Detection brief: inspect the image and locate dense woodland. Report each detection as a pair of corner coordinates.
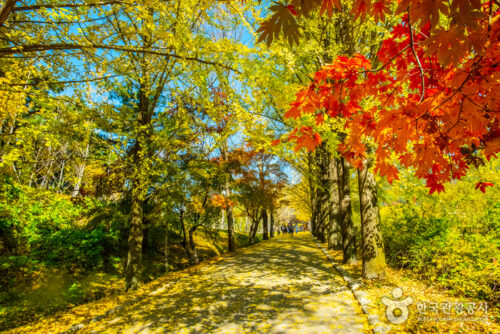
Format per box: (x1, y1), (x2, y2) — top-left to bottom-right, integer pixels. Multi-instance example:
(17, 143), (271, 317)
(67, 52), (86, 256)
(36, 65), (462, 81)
(0, 0), (498, 331)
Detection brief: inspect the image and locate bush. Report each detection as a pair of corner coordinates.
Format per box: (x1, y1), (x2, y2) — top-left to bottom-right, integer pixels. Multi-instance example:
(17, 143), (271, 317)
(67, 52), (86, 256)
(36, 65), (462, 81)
(380, 168), (500, 303)
(66, 282), (84, 304)
(34, 228), (107, 270)
(0, 182), (126, 291)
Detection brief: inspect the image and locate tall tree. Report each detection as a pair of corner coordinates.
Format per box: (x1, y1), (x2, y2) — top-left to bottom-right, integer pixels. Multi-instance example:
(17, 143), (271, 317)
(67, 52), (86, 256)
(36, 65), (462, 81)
(358, 157), (386, 278)
(91, 0), (245, 290)
(327, 154), (342, 249)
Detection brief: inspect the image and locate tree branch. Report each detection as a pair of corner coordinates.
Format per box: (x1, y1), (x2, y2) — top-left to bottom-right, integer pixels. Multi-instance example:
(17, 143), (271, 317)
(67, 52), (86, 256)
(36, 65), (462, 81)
(11, 1), (123, 12)
(3, 74), (123, 86)
(366, 45), (409, 73)
(0, 43), (241, 73)
(0, 0), (17, 26)
(408, 12), (425, 102)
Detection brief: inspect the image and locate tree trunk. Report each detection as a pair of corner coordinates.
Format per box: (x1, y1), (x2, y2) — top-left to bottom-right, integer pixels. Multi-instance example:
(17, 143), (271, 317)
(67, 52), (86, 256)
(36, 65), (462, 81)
(249, 222), (255, 244)
(338, 157), (357, 264)
(223, 147), (235, 252)
(0, 0), (17, 28)
(179, 210), (198, 265)
(164, 219), (169, 272)
(316, 144), (329, 243)
(125, 80), (152, 291)
(187, 226), (199, 265)
(328, 155), (342, 249)
(71, 164), (84, 197)
(57, 157), (66, 192)
(220, 209), (225, 229)
(249, 217), (259, 245)
(226, 204), (235, 251)
(125, 194), (143, 291)
(358, 158), (386, 279)
(28, 147), (42, 188)
(308, 152), (317, 238)
(311, 189), (318, 237)
(40, 146), (53, 189)
(315, 189), (324, 241)
(262, 208), (269, 240)
(72, 141), (90, 197)
(270, 210), (275, 238)
(142, 224), (149, 252)
(180, 209), (187, 248)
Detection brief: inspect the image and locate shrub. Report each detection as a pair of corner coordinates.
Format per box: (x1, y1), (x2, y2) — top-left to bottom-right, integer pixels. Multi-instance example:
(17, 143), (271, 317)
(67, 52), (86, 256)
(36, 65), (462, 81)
(0, 182), (125, 290)
(381, 187), (499, 302)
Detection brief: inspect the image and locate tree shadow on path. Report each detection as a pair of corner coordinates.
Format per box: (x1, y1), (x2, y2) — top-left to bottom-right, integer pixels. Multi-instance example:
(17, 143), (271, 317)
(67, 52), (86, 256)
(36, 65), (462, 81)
(79, 233), (365, 334)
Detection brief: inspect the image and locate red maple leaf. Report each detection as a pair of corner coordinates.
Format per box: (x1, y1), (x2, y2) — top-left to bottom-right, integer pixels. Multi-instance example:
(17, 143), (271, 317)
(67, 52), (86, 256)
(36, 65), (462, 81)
(315, 113), (325, 125)
(320, 0), (342, 16)
(372, 1), (389, 22)
(270, 139), (281, 146)
(286, 4), (298, 16)
(475, 182), (494, 193)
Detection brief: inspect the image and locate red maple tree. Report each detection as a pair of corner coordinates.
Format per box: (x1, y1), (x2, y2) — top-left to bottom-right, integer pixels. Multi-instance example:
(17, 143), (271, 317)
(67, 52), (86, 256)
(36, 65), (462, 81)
(267, 0), (499, 194)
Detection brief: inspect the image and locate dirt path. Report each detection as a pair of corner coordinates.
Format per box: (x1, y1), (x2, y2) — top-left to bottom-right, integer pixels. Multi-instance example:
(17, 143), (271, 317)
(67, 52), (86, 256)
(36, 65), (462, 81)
(68, 233), (367, 333)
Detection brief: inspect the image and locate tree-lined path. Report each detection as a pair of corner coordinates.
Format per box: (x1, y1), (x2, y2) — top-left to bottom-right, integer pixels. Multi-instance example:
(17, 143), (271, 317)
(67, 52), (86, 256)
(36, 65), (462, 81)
(1, 1), (497, 333)
(77, 233), (365, 334)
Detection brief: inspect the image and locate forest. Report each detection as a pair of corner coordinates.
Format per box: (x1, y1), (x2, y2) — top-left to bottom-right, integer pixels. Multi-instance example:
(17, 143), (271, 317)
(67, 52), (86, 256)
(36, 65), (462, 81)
(0, 0), (498, 333)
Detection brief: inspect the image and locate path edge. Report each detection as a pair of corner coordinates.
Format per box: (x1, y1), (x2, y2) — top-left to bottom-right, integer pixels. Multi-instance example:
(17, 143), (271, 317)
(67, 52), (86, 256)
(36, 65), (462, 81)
(313, 238), (392, 334)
